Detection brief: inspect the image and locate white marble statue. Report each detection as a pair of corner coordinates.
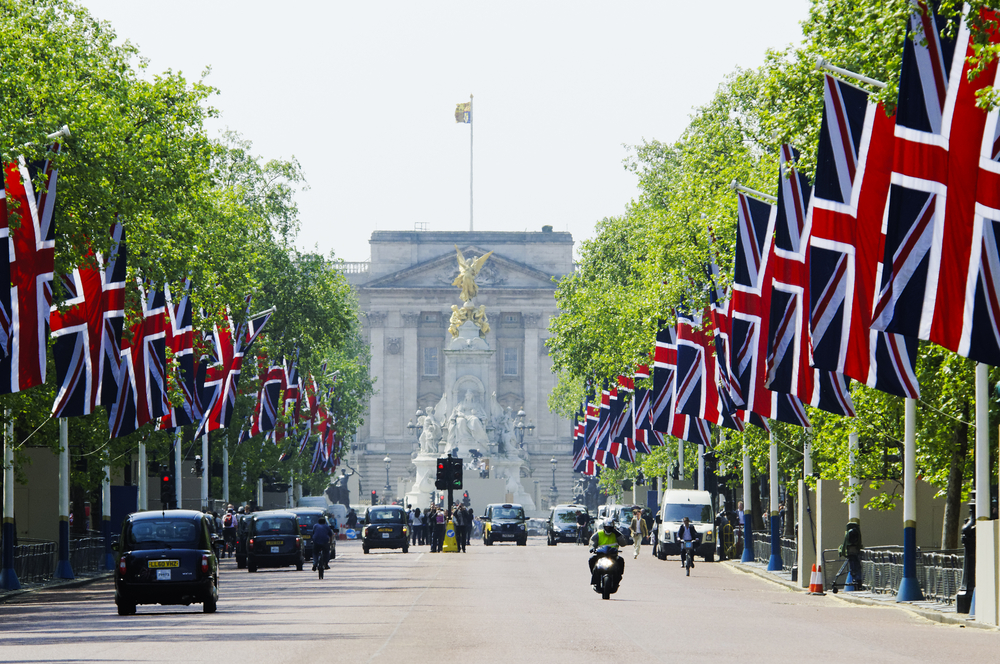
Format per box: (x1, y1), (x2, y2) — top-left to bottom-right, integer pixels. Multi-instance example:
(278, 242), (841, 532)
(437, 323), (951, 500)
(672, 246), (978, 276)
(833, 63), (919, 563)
(418, 406), (442, 455)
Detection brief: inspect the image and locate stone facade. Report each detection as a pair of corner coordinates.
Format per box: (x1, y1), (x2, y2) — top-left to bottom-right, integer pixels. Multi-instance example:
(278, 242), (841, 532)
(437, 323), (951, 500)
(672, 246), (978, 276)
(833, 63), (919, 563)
(342, 229), (578, 509)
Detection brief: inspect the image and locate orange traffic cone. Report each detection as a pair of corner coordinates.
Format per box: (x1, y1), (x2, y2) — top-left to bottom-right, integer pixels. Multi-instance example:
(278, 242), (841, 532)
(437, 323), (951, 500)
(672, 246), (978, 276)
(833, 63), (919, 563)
(808, 564), (826, 595)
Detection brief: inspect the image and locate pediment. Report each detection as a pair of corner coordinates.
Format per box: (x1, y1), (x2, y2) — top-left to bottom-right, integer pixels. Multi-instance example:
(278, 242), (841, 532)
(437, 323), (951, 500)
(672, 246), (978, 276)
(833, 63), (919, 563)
(360, 245), (557, 291)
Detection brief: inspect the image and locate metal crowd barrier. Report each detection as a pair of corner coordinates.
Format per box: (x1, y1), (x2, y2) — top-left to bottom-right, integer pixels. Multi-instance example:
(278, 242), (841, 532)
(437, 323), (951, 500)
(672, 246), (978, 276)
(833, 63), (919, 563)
(70, 531), (106, 574)
(10, 538), (57, 583)
(821, 546), (964, 603)
(751, 530), (796, 569)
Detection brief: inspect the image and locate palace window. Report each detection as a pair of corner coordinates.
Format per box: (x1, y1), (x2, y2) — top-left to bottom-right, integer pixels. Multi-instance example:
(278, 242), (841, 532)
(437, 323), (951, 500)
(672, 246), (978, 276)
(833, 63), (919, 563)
(423, 347), (439, 376)
(503, 347), (518, 376)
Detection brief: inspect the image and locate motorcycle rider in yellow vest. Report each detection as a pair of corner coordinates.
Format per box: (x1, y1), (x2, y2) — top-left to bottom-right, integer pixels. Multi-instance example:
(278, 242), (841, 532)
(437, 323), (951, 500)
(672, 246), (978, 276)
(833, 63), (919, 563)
(588, 519), (628, 585)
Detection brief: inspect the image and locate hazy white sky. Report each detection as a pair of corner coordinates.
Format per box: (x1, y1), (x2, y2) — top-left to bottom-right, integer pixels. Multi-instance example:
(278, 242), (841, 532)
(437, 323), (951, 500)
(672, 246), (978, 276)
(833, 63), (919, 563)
(80, 1), (811, 262)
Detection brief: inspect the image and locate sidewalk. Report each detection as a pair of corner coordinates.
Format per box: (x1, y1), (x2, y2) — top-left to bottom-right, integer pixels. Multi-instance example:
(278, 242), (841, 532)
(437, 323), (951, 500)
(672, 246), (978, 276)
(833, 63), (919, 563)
(0, 569), (113, 604)
(726, 559), (996, 630)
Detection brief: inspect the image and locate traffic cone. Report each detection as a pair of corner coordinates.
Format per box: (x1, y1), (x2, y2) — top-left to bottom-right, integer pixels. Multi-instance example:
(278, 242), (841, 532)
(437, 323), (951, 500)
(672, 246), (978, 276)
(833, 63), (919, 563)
(808, 564), (826, 595)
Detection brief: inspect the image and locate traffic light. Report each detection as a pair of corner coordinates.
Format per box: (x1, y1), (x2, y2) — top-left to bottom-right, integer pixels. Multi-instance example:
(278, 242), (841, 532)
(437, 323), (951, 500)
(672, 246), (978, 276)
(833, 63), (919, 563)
(462, 491), (470, 507)
(160, 473), (176, 506)
(371, 489), (378, 504)
(435, 458), (448, 490)
(449, 457), (463, 490)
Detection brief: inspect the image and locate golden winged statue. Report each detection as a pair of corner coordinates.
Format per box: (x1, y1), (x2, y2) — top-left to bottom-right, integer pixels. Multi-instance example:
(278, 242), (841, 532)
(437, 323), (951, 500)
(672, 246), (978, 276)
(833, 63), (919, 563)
(452, 245), (494, 304)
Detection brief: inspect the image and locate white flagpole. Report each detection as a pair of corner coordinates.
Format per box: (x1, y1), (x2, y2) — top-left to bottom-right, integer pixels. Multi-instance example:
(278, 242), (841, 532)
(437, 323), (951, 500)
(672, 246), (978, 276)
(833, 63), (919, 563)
(469, 93), (474, 232)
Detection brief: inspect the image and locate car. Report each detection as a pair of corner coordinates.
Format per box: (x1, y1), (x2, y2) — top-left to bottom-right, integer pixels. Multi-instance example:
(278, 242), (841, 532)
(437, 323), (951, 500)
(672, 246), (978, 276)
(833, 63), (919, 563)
(546, 504), (591, 545)
(288, 507), (337, 561)
(245, 510), (305, 572)
(361, 505), (409, 553)
(655, 489), (716, 562)
(595, 503), (638, 544)
(482, 503), (527, 546)
(234, 513), (252, 568)
(113, 509), (219, 616)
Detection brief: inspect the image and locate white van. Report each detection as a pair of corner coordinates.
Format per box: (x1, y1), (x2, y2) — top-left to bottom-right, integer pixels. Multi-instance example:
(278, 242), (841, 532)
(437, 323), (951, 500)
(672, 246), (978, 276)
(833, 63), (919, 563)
(655, 489), (715, 562)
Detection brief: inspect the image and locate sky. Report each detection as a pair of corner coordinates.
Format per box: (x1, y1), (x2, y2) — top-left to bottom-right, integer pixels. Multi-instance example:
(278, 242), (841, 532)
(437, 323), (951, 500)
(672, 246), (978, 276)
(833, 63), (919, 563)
(80, 1), (812, 262)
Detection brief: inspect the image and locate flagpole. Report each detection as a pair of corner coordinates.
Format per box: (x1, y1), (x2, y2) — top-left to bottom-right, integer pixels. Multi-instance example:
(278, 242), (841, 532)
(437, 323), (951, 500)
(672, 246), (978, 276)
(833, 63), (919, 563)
(469, 93), (474, 232)
(1, 410), (20, 590)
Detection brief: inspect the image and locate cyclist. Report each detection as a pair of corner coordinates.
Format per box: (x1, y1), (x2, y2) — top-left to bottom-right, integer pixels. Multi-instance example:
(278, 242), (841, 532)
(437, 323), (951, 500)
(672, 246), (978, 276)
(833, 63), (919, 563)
(311, 516), (335, 579)
(575, 509), (590, 544)
(677, 516), (701, 569)
(221, 507), (237, 558)
(588, 519), (628, 585)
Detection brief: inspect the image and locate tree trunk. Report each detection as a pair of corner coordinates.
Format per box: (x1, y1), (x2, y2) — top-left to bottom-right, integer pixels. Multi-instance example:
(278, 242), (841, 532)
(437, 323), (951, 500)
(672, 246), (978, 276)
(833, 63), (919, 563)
(751, 476), (765, 530)
(941, 401), (970, 549)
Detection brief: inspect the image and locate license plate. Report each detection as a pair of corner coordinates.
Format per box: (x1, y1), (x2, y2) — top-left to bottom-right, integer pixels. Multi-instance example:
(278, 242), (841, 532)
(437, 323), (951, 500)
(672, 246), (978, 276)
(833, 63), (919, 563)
(266, 540), (283, 545)
(270, 546), (279, 553)
(148, 560), (179, 568)
(381, 533), (390, 538)
(378, 527), (393, 533)
(302, 535), (311, 539)
(156, 569), (171, 581)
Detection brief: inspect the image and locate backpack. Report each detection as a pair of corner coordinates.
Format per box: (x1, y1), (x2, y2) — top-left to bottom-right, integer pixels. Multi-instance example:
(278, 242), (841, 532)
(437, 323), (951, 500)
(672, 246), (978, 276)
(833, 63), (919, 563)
(223, 513), (234, 528)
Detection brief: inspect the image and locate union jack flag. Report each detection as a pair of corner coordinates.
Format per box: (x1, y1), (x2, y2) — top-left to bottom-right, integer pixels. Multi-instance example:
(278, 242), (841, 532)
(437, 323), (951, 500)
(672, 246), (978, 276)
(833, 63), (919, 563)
(159, 280), (204, 429)
(251, 361), (284, 437)
(50, 223), (126, 418)
(766, 145), (854, 417)
(809, 74), (920, 397)
(731, 191), (810, 427)
(194, 300), (272, 438)
(572, 408), (589, 472)
(873, 4), (1000, 365)
(582, 396), (599, 475)
(611, 375), (633, 445)
(651, 323), (676, 432)
(0, 145), (60, 393)
(594, 386), (618, 468)
(106, 284), (169, 438)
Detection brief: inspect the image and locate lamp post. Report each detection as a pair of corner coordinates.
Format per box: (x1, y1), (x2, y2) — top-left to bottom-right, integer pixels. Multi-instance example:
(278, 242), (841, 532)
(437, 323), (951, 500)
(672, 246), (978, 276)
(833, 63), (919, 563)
(549, 457), (559, 506)
(514, 409), (535, 449)
(383, 456), (392, 505)
(406, 410), (423, 453)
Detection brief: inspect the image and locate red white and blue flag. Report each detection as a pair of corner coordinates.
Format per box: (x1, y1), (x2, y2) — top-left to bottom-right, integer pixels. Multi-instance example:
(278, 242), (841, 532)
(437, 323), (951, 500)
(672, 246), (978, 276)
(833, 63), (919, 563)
(873, 4), (1000, 365)
(50, 223), (126, 418)
(809, 74), (920, 397)
(159, 280), (203, 429)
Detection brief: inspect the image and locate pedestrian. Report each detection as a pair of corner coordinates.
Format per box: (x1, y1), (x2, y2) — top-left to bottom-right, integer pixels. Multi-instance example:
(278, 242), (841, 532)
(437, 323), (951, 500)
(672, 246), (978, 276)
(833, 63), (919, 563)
(641, 508), (653, 545)
(346, 509), (358, 530)
(433, 508), (446, 552)
(629, 508), (648, 559)
(409, 507), (421, 546)
(453, 506), (467, 552)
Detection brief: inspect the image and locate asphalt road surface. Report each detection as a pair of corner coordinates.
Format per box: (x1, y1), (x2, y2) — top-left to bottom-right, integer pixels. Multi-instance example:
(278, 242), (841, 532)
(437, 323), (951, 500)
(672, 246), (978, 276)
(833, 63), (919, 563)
(1, 538), (996, 663)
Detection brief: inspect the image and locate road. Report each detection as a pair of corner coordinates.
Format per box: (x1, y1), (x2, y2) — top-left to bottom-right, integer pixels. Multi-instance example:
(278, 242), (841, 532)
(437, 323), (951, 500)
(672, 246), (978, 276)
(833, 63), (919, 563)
(1, 537), (996, 663)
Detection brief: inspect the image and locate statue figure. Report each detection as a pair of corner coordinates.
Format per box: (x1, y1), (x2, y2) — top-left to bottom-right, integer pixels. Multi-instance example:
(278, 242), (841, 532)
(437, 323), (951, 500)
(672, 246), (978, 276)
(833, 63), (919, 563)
(452, 245), (494, 304)
(472, 304), (490, 338)
(446, 392), (490, 454)
(498, 406), (515, 455)
(448, 304), (469, 338)
(418, 406), (442, 455)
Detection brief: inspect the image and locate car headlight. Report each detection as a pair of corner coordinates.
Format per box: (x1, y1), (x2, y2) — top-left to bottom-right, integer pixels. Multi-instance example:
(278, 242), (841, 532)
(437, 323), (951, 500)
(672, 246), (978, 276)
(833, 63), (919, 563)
(518, 523), (526, 530)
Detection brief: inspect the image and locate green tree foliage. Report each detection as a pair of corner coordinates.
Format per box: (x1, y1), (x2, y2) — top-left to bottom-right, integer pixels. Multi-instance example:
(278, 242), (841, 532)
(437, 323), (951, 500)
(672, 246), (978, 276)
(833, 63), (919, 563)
(1, 1), (373, 513)
(547, 0), (998, 542)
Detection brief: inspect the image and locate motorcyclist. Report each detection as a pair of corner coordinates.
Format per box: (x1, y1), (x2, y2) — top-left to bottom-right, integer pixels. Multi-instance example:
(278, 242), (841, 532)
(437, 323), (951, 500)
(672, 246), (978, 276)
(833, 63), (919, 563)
(588, 518), (628, 585)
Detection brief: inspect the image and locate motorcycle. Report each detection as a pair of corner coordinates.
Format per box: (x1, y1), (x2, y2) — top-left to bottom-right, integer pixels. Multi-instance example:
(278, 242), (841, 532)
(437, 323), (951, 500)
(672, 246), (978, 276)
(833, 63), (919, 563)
(590, 545), (623, 600)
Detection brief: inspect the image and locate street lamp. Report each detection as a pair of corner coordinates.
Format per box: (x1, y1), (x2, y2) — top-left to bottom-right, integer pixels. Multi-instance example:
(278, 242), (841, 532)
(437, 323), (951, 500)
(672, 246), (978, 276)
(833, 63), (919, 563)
(549, 457), (558, 505)
(514, 409), (535, 449)
(406, 410), (423, 452)
(383, 456), (392, 505)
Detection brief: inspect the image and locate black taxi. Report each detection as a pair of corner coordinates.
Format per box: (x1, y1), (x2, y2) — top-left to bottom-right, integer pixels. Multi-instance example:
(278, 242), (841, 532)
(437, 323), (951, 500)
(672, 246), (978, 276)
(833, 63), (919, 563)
(482, 503), (527, 546)
(288, 507), (337, 561)
(361, 505), (409, 554)
(114, 509), (219, 615)
(246, 510), (304, 572)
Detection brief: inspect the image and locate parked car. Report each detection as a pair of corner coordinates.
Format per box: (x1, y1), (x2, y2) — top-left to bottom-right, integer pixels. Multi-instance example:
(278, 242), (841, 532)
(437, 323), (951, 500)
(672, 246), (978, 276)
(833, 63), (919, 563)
(482, 503), (527, 546)
(288, 507), (336, 561)
(246, 510), (304, 572)
(113, 509), (219, 615)
(655, 489), (716, 562)
(361, 505), (409, 553)
(546, 504), (591, 545)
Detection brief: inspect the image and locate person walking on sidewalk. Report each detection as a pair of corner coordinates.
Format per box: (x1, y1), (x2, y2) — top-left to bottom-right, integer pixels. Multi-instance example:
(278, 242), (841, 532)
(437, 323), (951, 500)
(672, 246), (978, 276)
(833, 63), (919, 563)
(629, 508), (648, 559)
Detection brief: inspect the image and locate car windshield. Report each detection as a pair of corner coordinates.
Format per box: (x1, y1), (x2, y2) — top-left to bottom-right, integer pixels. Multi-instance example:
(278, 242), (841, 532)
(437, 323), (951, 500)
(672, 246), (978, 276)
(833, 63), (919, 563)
(618, 508), (636, 521)
(255, 518), (296, 534)
(128, 520), (200, 549)
(369, 509), (405, 523)
(554, 510), (582, 524)
(662, 504), (713, 523)
(296, 514), (321, 531)
(493, 507), (524, 520)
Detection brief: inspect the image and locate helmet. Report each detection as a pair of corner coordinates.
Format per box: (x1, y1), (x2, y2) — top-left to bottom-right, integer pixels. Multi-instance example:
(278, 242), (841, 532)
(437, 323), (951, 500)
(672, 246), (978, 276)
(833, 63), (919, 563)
(237, 506), (245, 514)
(602, 519), (616, 534)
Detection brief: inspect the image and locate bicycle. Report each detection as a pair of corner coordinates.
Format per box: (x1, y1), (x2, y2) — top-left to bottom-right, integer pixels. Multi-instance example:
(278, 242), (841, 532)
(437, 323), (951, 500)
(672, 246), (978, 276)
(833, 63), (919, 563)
(681, 540), (699, 576)
(314, 542), (331, 580)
